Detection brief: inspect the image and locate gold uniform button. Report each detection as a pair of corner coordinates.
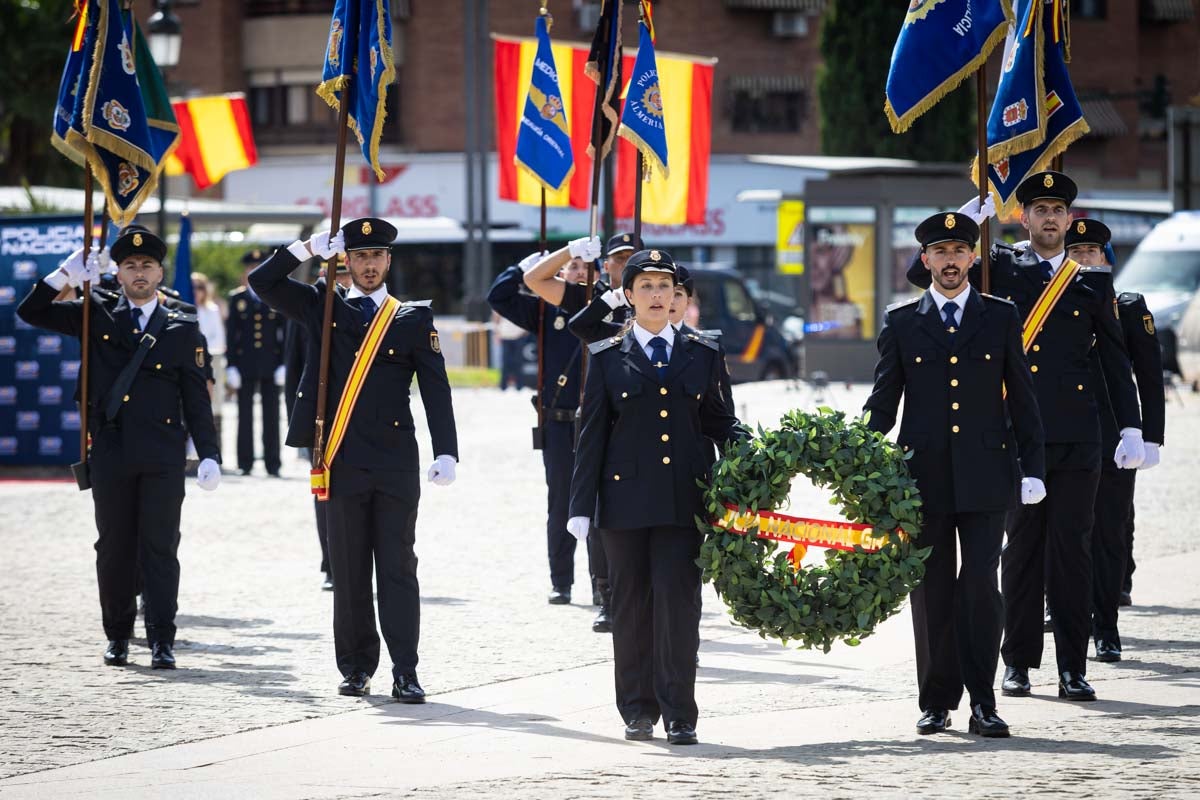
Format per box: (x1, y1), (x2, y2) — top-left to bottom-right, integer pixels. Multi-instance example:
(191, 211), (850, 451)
(332, 322), (337, 328)
(1073, 310), (1080, 317)
(102, 334), (110, 341)
(952, 402), (960, 410)
(1077, 384), (1084, 391)
(393, 421), (399, 427)
(155, 363), (162, 369)
(915, 356), (922, 363)
(660, 410), (668, 418)
(621, 392), (628, 398)
(950, 379), (959, 387)
(1033, 344), (1040, 352)
(662, 457), (671, 465)
(985, 354), (991, 360)
(696, 393), (701, 400)
(661, 434), (669, 442)
(659, 387), (668, 395)
(165, 418), (171, 424)
(255, 323), (262, 330)
(952, 425), (960, 433)
(254, 343), (262, 349)
(122, 394), (130, 402)
(388, 349), (394, 355)
(613, 474), (621, 481)
(949, 356), (958, 364)
(254, 313), (262, 321)
(1031, 365), (1038, 373)
(297, 391), (303, 398)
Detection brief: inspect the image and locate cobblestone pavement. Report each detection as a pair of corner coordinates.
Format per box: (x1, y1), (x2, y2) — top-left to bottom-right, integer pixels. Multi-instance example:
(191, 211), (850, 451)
(1, 382), (1198, 796)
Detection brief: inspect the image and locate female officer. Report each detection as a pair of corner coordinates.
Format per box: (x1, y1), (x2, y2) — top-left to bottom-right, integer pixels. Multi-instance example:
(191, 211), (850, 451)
(567, 249), (743, 745)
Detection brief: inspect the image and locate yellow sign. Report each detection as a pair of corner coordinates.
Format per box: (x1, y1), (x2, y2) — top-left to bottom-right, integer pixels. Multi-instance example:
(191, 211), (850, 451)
(776, 199), (805, 275)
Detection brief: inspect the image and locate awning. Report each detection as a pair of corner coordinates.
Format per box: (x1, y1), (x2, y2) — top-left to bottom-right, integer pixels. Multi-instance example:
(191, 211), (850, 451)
(1080, 97), (1129, 138)
(728, 75), (808, 93)
(723, 0), (826, 10)
(1142, 0), (1194, 22)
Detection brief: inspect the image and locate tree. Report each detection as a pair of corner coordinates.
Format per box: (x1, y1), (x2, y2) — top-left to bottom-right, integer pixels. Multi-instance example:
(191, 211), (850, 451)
(0, 0), (83, 188)
(818, 0), (977, 162)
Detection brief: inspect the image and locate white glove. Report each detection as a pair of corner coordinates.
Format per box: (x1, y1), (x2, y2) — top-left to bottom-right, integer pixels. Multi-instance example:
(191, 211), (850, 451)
(274, 365), (286, 387)
(600, 288), (629, 309)
(1139, 442), (1160, 470)
(59, 246), (89, 288)
(226, 366), (242, 390)
(83, 246), (108, 285)
(427, 454), (456, 486)
(518, 250), (549, 273)
(309, 230), (346, 260)
(1114, 428), (1145, 469)
(957, 194), (996, 225)
(567, 235), (602, 262)
(1020, 477), (1047, 505)
(196, 458), (221, 491)
(567, 516), (590, 542)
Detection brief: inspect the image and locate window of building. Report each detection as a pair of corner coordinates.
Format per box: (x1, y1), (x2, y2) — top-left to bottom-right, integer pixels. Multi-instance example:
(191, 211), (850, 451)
(728, 76), (807, 134)
(1070, 0), (1106, 19)
(248, 71), (402, 146)
(245, 1), (335, 16)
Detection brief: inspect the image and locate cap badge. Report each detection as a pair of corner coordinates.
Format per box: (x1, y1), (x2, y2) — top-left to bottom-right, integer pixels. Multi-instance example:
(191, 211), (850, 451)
(945, 214), (956, 229)
(1044, 174), (1054, 188)
(622, 234), (630, 242)
(1076, 221), (1086, 234)
(132, 233), (143, 246)
(362, 221), (372, 235)
(649, 250), (661, 262)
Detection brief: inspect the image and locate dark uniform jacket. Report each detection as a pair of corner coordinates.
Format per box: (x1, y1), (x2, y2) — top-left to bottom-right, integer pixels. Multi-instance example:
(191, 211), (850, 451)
(94, 283), (214, 383)
(225, 285), (285, 379)
(282, 317), (307, 418)
(907, 244), (1140, 443)
(864, 289), (1045, 514)
(249, 249), (458, 471)
(17, 281), (220, 466)
(569, 327), (741, 530)
(487, 265), (581, 415)
(1095, 292), (1166, 449)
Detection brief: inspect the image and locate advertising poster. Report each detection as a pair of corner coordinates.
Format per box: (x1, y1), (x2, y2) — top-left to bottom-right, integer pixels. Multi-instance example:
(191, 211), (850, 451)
(806, 207), (876, 341)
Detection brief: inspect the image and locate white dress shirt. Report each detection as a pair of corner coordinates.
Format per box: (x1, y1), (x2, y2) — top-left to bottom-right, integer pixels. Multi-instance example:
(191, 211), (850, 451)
(928, 285), (967, 328)
(631, 321), (674, 363)
(129, 295), (159, 330)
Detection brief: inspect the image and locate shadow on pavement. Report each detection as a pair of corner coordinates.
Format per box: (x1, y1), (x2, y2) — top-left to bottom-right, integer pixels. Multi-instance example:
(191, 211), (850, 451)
(370, 702), (616, 746)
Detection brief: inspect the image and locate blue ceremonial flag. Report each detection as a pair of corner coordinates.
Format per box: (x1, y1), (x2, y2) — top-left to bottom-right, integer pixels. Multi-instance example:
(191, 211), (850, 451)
(982, 0), (1089, 216)
(316, 0), (396, 181)
(172, 212), (195, 305)
(51, 1), (95, 169)
(884, 0), (1012, 133)
(514, 12), (575, 193)
(618, 13), (668, 178)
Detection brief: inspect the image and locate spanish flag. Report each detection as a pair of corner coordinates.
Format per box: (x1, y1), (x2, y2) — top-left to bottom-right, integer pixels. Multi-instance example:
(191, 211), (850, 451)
(493, 35), (713, 224)
(165, 94), (258, 191)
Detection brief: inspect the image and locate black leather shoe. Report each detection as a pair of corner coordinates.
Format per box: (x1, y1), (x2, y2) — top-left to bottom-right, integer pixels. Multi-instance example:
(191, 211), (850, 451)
(338, 672), (370, 697)
(968, 705), (1010, 738)
(321, 572), (334, 591)
(239, 468), (252, 476)
(915, 709), (950, 735)
(1095, 640), (1122, 663)
(392, 673), (426, 704)
(1001, 666), (1031, 697)
(666, 721), (698, 745)
(150, 641), (176, 670)
(103, 639), (129, 666)
(624, 718), (654, 741)
(548, 586), (571, 605)
(1119, 591), (1132, 607)
(1058, 671), (1096, 701)
(592, 605), (612, 633)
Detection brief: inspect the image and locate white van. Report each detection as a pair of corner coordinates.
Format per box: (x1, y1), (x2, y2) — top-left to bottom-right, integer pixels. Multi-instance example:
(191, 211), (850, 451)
(1113, 211), (1200, 388)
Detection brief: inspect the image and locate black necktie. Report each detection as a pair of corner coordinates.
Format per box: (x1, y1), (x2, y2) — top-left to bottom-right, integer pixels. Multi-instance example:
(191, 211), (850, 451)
(649, 336), (670, 381)
(942, 303), (958, 336)
(130, 306), (143, 334)
(1039, 260), (1053, 282)
(356, 295), (377, 327)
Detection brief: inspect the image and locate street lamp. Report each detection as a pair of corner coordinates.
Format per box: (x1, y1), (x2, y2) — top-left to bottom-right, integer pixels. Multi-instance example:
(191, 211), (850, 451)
(148, 1), (182, 239)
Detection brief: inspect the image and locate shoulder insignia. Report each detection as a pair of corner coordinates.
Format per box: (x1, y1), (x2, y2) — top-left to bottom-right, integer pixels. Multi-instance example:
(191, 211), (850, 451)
(429, 330), (441, 353)
(688, 333), (721, 352)
(695, 328), (723, 339)
(588, 336), (622, 355)
(403, 299), (434, 308)
(1117, 291), (1144, 306)
(169, 311), (198, 324)
(979, 292), (1016, 307)
(230, 286), (246, 295)
(993, 241), (1018, 255)
(1142, 313), (1155, 335)
(886, 296), (921, 312)
(1078, 265), (1113, 274)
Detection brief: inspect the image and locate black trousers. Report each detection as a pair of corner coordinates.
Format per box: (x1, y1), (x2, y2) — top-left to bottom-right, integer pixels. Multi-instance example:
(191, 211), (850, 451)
(1092, 468), (1136, 645)
(236, 377), (281, 473)
(911, 511), (1005, 711)
(90, 429), (185, 644)
(1123, 503), (1136, 594)
(543, 419), (587, 588)
(601, 526), (702, 728)
(589, 526), (611, 604)
(314, 495), (330, 574)
(325, 465), (421, 681)
(1002, 442), (1100, 675)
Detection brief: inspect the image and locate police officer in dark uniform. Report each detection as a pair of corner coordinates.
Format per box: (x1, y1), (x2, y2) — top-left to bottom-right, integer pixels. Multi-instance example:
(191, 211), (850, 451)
(250, 218), (458, 702)
(1064, 220), (1166, 663)
(487, 251), (589, 605)
(226, 249), (286, 476)
(523, 231), (641, 632)
(567, 249), (743, 746)
(867, 212), (1046, 737)
(17, 225), (222, 669)
(906, 172), (1143, 702)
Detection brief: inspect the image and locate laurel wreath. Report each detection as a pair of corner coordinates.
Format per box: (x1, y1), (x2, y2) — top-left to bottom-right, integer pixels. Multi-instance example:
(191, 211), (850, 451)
(697, 408), (929, 653)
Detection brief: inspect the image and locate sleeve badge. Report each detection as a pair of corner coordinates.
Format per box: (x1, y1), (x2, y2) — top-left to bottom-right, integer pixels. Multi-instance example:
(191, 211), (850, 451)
(1143, 314), (1155, 335)
(195, 347), (205, 368)
(429, 331), (441, 353)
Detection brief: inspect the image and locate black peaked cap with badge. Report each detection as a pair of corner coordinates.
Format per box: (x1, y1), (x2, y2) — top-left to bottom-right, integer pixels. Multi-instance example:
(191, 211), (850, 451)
(675, 265), (694, 297)
(1015, 170), (1078, 207)
(341, 217), (398, 251)
(915, 212), (979, 249)
(241, 248), (266, 266)
(1065, 218), (1111, 249)
(111, 225), (167, 264)
(621, 248), (678, 291)
(606, 232), (643, 256)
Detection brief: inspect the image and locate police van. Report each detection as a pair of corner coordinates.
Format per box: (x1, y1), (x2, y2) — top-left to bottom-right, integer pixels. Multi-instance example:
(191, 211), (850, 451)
(1113, 211), (1200, 388)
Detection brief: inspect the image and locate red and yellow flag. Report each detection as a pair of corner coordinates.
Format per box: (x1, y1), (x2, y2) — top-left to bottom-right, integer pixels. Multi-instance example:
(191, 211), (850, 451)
(165, 93), (258, 191)
(493, 35), (713, 225)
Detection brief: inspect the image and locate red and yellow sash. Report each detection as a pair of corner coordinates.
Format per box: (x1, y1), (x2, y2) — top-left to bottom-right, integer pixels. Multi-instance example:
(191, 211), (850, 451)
(311, 295), (401, 500)
(1021, 257), (1080, 353)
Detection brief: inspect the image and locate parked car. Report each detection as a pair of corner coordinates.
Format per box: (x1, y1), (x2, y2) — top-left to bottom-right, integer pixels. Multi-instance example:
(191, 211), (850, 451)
(685, 266), (797, 383)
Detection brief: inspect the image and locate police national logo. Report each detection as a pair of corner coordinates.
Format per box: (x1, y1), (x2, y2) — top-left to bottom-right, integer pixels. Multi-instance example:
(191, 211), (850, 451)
(362, 221), (373, 236)
(326, 19), (344, 69)
(429, 331), (441, 354)
(132, 232), (143, 247)
(1076, 221), (1087, 234)
(904, 0), (949, 24)
(539, 94), (564, 122)
(944, 213), (956, 229)
(117, 163), (139, 197)
(102, 99), (132, 132)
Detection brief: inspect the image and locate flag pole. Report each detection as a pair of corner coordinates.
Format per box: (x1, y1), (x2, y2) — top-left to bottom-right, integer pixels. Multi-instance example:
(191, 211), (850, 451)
(311, 85), (353, 473)
(536, 187), (547, 436)
(77, 170), (95, 478)
(580, 46), (609, 408)
(976, 67), (991, 294)
(633, 154), (644, 241)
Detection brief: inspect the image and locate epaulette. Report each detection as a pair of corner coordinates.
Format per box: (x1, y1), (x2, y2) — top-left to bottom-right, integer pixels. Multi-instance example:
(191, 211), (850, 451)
(229, 286), (247, 295)
(993, 240), (1020, 255)
(1078, 265), (1112, 274)
(684, 331), (721, 352)
(165, 309), (198, 324)
(886, 296), (920, 312)
(588, 334), (624, 355)
(1117, 291), (1145, 307)
(403, 299), (433, 308)
(93, 286), (120, 301)
(980, 292), (1016, 307)
(694, 328), (723, 339)
(159, 286), (182, 300)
